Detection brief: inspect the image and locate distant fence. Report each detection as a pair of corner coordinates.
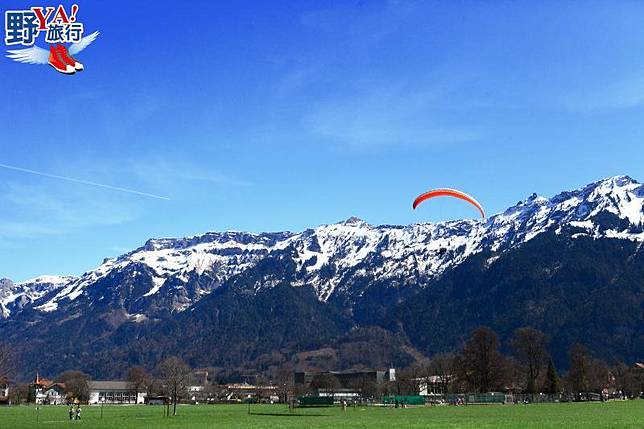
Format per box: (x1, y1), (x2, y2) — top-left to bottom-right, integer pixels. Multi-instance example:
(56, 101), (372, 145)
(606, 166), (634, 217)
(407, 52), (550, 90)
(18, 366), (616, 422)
(440, 393), (564, 404)
(508, 394), (563, 403)
(294, 392), (601, 408)
(465, 393), (506, 404)
(382, 395), (425, 406)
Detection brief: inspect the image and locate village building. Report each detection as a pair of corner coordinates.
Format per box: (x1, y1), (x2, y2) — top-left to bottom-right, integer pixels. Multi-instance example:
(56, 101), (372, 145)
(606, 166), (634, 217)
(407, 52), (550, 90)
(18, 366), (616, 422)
(0, 377), (9, 404)
(316, 387), (361, 401)
(295, 368), (396, 388)
(187, 369), (213, 403)
(193, 369), (209, 385)
(88, 381), (146, 404)
(416, 375), (452, 396)
(29, 374), (67, 405)
(188, 385), (206, 402)
(222, 383), (279, 402)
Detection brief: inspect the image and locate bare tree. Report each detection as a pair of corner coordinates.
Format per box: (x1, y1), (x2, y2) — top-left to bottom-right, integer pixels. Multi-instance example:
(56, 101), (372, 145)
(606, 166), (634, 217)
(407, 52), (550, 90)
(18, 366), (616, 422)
(146, 377), (166, 397)
(565, 343), (609, 396)
(158, 357), (193, 416)
(275, 365), (294, 403)
(9, 383), (29, 404)
(126, 366), (151, 402)
(57, 370), (90, 402)
(391, 366), (421, 395)
(510, 327), (548, 394)
(504, 357), (526, 393)
(456, 326), (508, 393)
(611, 362), (637, 399)
(428, 353), (457, 395)
(566, 344), (591, 394)
(587, 358), (610, 395)
(347, 375), (379, 400)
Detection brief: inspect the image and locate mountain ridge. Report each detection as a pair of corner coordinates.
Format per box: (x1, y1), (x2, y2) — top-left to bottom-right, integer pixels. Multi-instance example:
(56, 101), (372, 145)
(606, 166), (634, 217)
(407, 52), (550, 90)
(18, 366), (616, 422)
(3, 175), (642, 320)
(1, 175), (643, 378)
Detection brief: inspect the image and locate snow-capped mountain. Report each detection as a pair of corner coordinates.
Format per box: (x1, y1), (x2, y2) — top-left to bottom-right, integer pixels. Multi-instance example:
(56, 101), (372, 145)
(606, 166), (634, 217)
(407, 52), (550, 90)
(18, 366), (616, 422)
(25, 231), (296, 322)
(4, 175), (643, 321)
(0, 275), (75, 318)
(2, 175), (644, 379)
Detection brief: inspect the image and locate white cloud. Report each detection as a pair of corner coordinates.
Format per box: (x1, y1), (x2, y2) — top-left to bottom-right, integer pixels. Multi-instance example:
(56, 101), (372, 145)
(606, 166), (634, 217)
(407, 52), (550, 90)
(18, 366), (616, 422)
(0, 180), (140, 244)
(305, 80), (481, 149)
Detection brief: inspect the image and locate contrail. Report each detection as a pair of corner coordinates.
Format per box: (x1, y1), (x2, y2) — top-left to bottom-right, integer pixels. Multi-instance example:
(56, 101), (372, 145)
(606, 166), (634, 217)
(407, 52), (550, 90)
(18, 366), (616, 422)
(0, 163), (170, 201)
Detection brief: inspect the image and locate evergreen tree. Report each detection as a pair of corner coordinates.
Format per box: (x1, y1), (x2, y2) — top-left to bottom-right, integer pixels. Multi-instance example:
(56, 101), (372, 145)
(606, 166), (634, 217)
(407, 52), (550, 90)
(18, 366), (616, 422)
(544, 358), (560, 395)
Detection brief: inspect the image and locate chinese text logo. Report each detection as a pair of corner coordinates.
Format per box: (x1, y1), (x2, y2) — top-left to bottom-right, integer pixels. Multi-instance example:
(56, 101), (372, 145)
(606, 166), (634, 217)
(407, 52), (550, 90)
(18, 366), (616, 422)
(4, 4), (99, 74)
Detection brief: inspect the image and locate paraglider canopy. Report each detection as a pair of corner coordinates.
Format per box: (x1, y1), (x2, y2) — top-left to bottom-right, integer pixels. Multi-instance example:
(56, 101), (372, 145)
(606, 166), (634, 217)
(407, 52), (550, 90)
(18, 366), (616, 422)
(412, 188), (485, 219)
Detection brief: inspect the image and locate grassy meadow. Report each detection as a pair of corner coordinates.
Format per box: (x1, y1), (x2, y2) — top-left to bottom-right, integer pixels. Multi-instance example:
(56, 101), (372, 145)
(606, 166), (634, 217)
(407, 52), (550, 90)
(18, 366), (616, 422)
(0, 400), (642, 429)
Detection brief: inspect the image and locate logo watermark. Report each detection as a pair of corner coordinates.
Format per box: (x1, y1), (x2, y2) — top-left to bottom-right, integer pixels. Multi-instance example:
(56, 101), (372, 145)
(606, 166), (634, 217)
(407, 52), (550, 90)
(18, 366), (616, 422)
(4, 4), (99, 75)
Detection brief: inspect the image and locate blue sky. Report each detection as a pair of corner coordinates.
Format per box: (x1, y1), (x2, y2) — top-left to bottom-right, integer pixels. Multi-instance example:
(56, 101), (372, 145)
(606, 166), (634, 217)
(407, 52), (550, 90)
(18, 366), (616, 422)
(2, 0), (644, 281)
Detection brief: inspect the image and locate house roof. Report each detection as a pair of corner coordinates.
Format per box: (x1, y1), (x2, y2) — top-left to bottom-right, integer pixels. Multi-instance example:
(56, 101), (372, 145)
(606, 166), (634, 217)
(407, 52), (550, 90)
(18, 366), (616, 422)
(88, 381), (131, 391)
(43, 383), (66, 392)
(33, 372), (53, 387)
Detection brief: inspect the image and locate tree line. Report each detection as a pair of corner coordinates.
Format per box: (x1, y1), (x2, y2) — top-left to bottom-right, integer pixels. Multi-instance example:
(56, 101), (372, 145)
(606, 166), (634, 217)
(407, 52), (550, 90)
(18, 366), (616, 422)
(392, 326), (643, 399)
(286, 326), (643, 400)
(1, 325), (642, 407)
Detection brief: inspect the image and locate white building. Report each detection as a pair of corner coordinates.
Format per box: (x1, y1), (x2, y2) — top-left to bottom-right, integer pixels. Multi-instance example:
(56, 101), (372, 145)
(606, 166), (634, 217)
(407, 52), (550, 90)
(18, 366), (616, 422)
(0, 379), (9, 403)
(317, 388), (361, 401)
(34, 383), (67, 405)
(189, 385), (205, 402)
(29, 374), (67, 405)
(416, 375), (453, 396)
(88, 381), (145, 404)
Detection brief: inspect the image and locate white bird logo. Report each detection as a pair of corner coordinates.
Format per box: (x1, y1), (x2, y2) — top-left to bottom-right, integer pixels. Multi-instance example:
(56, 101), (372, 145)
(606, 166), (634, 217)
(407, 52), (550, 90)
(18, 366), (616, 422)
(6, 31), (99, 75)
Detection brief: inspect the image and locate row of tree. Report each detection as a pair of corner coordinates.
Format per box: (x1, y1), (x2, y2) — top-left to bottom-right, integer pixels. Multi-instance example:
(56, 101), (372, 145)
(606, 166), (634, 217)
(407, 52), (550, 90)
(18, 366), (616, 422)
(2, 325), (642, 406)
(269, 326), (643, 401)
(392, 326), (643, 398)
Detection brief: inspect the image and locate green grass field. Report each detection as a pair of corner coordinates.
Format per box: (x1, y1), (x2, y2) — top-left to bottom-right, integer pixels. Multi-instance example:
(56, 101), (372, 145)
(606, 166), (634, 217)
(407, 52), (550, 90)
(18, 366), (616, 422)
(1, 401), (643, 429)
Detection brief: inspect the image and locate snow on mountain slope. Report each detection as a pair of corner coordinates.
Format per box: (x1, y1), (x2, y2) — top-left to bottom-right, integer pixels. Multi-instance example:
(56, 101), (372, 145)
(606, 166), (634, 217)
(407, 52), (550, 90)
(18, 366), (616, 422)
(487, 175), (644, 248)
(0, 276), (76, 317)
(286, 217), (488, 301)
(282, 176), (644, 300)
(9, 175), (644, 318)
(32, 231), (296, 314)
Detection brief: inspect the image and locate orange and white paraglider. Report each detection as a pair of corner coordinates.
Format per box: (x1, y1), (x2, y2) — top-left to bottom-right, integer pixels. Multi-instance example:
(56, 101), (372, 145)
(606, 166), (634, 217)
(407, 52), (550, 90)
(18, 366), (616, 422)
(412, 188), (485, 219)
